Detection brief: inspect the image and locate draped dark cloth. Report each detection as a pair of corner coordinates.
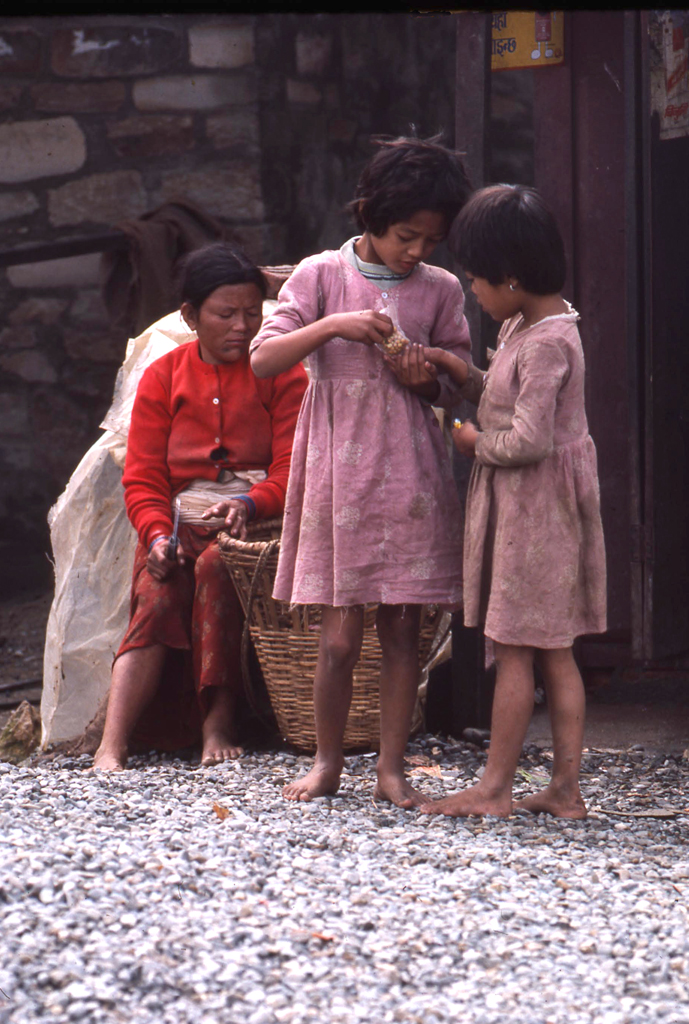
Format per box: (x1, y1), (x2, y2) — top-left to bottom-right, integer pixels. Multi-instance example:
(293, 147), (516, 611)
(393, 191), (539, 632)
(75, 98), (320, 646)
(101, 198), (225, 337)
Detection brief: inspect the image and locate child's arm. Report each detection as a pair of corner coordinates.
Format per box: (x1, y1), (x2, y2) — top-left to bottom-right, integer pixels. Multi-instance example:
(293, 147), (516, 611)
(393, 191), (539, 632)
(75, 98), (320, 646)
(477, 335), (569, 466)
(251, 310), (392, 379)
(424, 346), (486, 405)
(423, 272), (474, 409)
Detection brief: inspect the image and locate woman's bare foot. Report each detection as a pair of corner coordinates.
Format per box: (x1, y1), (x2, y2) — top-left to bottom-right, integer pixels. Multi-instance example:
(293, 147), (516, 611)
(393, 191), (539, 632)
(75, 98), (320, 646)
(374, 768), (426, 809)
(201, 731), (244, 766)
(419, 783), (512, 818)
(283, 757), (343, 801)
(514, 783), (587, 819)
(92, 743), (128, 771)
(201, 689), (243, 765)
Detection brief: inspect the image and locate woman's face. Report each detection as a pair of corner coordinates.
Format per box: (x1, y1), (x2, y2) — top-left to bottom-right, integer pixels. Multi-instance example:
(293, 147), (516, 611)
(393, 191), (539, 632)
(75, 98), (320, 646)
(182, 283), (263, 365)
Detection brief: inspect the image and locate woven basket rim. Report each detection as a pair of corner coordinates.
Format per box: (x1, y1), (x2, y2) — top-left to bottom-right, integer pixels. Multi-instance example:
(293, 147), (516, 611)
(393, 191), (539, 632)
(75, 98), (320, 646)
(217, 523), (282, 554)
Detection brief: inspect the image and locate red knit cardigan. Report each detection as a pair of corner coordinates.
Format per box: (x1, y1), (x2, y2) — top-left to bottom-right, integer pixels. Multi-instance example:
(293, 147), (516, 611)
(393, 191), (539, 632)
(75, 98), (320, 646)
(122, 339), (308, 549)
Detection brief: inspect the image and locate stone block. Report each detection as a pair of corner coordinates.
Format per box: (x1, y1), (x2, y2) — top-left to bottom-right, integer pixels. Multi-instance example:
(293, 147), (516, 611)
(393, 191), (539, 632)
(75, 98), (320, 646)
(48, 170), (147, 228)
(51, 26), (181, 78)
(206, 108), (259, 150)
(31, 81), (126, 113)
(6, 253), (101, 289)
(230, 222), (287, 265)
(0, 191), (40, 223)
(0, 83), (23, 111)
(64, 328), (126, 364)
(0, 349), (57, 384)
(8, 299), (68, 326)
(287, 79), (321, 105)
(30, 388), (91, 481)
(328, 118), (357, 143)
(0, 118), (86, 184)
(0, 702), (41, 764)
(106, 115), (194, 159)
(0, 324), (38, 350)
(324, 83), (340, 110)
(157, 163), (263, 221)
(68, 289), (108, 325)
(0, 390), (30, 435)
(133, 74), (255, 111)
(189, 22), (254, 69)
(0, 30), (42, 75)
(295, 32), (332, 77)
(1, 441), (34, 475)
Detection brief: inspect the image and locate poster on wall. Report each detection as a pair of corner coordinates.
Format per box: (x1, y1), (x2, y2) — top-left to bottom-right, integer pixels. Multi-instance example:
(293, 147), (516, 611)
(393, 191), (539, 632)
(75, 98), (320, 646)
(649, 10), (689, 140)
(491, 11), (564, 71)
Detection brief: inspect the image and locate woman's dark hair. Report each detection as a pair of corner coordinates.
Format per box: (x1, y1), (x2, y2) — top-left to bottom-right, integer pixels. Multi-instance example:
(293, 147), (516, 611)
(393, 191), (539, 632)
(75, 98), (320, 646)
(450, 184), (566, 295)
(348, 135), (472, 237)
(177, 242), (267, 310)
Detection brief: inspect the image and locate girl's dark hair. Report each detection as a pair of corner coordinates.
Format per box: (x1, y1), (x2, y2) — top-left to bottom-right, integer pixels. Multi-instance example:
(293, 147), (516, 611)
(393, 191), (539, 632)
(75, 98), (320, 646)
(348, 135), (472, 237)
(177, 242), (267, 310)
(450, 184), (566, 295)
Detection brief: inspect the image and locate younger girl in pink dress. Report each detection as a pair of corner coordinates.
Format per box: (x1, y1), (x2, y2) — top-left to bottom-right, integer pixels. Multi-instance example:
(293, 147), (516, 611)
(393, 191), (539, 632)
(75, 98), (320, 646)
(421, 184), (607, 819)
(250, 137), (472, 806)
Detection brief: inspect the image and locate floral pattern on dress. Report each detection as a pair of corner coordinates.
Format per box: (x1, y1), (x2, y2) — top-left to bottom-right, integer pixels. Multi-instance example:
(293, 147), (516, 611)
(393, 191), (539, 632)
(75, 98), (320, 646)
(252, 248), (473, 607)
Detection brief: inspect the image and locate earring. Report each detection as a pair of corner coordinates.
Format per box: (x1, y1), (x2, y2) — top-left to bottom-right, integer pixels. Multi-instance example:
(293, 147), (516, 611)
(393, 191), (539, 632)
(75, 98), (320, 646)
(509, 282), (517, 292)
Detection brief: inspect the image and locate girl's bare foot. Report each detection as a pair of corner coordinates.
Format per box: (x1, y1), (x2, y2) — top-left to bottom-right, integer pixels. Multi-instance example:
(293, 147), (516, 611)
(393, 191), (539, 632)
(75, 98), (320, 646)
(374, 768), (426, 809)
(92, 744), (128, 771)
(283, 757), (343, 801)
(419, 783), (512, 818)
(515, 783), (587, 819)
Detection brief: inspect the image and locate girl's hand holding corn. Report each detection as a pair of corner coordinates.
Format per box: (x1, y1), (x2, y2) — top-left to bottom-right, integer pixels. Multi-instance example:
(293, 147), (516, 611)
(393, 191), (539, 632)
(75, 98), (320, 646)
(386, 342), (438, 389)
(330, 309), (394, 346)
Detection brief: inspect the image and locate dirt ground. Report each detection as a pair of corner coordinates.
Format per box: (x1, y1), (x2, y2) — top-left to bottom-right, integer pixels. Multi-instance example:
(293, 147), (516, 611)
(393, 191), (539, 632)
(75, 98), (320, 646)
(0, 588), (52, 733)
(1, 587), (688, 757)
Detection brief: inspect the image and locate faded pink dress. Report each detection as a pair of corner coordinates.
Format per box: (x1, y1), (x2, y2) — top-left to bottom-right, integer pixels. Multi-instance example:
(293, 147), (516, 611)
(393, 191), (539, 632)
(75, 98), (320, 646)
(250, 242), (472, 607)
(461, 307), (607, 648)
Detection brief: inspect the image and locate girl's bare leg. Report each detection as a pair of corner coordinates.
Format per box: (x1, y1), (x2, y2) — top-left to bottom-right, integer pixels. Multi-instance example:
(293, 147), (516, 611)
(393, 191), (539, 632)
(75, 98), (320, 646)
(420, 642), (535, 817)
(375, 604), (426, 808)
(515, 647), (587, 818)
(283, 606), (364, 801)
(93, 645), (166, 770)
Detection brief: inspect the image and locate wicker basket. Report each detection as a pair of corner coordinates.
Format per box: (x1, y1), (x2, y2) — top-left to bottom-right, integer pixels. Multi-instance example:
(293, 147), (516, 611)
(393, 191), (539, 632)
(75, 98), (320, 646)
(217, 523), (448, 753)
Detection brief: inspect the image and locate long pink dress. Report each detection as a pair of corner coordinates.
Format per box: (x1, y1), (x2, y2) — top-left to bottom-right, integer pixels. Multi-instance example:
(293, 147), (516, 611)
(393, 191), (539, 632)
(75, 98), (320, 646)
(250, 245), (472, 607)
(462, 308), (607, 648)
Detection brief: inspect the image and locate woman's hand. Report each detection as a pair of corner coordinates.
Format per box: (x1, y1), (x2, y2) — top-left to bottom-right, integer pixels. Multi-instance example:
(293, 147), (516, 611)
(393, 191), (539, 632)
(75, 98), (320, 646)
(201, 498), (250, 540)
(452, 420), (479, 457)
(424, 347), (469, 387)
(147, 536), (186, 581)
(327, 310), (393, 346)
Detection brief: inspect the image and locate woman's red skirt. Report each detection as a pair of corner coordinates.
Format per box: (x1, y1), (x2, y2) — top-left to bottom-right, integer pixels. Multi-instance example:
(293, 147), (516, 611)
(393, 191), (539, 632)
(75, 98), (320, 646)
(116, 524), (243, 752)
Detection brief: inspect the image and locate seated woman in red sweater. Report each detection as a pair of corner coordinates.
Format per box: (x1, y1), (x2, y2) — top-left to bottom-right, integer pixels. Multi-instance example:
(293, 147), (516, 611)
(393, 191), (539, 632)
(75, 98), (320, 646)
(94, 244), (308, 770)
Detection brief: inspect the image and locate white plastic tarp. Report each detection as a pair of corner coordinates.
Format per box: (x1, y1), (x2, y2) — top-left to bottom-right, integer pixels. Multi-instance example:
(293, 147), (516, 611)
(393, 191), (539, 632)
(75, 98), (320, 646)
(40, 311), (194, 746)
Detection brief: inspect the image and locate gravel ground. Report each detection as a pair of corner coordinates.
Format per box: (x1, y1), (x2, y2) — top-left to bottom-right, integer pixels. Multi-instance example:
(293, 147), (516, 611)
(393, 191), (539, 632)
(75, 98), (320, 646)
(1, 736), (688, 1024)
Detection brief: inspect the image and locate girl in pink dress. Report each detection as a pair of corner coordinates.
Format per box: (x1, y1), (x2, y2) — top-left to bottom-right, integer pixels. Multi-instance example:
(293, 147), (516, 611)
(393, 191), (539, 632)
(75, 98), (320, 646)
(421, 184), (607, 819)
(250, 137), (472, 806)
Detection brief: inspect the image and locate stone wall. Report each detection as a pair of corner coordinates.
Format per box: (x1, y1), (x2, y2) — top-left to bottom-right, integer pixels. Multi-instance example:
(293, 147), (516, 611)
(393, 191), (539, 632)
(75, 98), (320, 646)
(0, 13), (457, 597)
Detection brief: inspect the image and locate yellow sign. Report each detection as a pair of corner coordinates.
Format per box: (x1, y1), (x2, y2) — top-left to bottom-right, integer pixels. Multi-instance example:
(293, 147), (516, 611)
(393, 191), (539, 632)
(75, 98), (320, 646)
(491, 11), (564, 71)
